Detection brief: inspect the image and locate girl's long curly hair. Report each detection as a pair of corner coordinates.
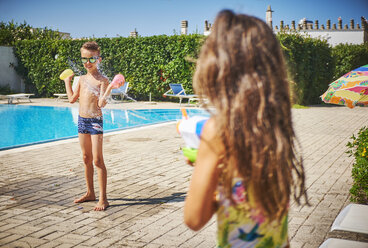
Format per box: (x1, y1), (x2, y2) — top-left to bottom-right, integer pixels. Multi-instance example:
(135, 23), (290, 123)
(193, 10), (308, 221)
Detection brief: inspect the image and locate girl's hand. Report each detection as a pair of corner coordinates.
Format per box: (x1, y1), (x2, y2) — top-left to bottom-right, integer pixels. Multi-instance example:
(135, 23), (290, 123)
(185, 157), (195, 167)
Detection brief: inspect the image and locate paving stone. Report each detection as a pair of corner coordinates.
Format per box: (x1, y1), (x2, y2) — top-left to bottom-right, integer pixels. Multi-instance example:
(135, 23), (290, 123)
(53, 233), (90, 245)
(0, 222), (20, 233)
(79, 236), (105, 247)
(42, 231), (68, 241)
(4, 240), (32, 248)
(54, 243), (74, 248)
(6, 224), (42, 236)
(18, 236), (48, 246)
(0, 233), (23, 246)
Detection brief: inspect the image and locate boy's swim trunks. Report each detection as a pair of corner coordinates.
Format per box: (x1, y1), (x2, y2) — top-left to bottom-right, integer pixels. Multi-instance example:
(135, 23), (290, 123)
(78, 116), (103, 135)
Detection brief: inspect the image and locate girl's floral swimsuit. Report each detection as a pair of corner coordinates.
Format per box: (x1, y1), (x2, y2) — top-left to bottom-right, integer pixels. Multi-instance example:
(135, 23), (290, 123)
(216, 178), (289, 248)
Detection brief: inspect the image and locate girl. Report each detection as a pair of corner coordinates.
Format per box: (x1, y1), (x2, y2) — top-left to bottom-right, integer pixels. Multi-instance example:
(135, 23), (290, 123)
(184, 10), (308, 247)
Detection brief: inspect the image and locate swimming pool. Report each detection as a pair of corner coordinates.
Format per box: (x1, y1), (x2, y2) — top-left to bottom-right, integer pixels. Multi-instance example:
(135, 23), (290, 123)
(1, 105), (209, 150)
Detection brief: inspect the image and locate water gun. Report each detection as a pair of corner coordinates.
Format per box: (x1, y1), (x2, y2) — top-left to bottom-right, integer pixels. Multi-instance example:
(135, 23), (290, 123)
(177, 109), (208, 163)
(59, 69), (74, 80)
(111, 74), (125, 88)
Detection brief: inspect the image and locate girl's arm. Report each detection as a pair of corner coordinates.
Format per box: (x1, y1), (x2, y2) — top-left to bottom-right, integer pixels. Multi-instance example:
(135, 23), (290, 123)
(64, 75), (79, 103)
(184, 118), (223, 231)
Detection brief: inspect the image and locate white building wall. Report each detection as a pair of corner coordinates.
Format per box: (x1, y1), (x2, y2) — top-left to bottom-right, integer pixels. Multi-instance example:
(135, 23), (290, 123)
(0, 46), (24, 92)
(303, 30), (365, 46)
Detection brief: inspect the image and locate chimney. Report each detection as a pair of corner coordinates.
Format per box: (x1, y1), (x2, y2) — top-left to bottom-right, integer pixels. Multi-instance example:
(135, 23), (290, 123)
(291, 20), (296, 30)
(338, 17), (342, 29)
(204, 20), (211, 36)
(303, 19), (307, 30)
(362, 16), (367, 30)
(181, 20), (188, 35)
(327, 20), (331, 29)
(266, 5), (274, 28)
(130, 28), (138, 38)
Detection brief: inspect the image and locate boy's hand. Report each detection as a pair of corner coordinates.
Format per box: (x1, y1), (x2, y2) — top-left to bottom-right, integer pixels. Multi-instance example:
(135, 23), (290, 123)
(110, 74), (125, 89)
(110, 81), (123, 89)
(64, 73), (74, 83)
(107, 83), (115, 90)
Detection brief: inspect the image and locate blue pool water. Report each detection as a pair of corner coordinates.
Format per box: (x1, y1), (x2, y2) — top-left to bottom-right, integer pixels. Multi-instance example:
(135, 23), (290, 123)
(1, 105), (209, 150)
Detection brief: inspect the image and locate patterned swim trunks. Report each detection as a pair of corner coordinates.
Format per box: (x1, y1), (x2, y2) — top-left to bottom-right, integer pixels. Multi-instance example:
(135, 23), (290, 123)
(78, 116), (103, 135)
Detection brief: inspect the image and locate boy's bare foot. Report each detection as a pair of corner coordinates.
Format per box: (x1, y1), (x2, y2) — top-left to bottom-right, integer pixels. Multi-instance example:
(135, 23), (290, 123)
(94, 199), (109, 211)
(74, 194), (96, 203)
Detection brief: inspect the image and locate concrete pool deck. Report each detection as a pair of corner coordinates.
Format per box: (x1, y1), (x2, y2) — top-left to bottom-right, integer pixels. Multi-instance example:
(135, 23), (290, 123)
(1, 98), (368, 247)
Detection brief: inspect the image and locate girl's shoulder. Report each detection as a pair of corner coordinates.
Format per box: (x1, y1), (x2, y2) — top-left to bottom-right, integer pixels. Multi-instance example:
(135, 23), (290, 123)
(202, 117), (224, 154)
(202, 117), (217, 140)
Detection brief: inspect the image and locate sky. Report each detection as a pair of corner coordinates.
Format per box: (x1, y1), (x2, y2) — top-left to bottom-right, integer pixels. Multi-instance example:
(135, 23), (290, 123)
(0, 0), (367, 38)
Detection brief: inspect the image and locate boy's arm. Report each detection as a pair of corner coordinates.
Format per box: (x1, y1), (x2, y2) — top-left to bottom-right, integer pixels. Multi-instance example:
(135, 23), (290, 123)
(98, 79), (114, 108)
(64, 75), (79, 103)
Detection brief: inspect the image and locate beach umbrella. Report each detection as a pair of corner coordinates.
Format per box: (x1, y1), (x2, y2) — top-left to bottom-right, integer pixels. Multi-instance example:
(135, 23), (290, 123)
(321, 64), (368, 108)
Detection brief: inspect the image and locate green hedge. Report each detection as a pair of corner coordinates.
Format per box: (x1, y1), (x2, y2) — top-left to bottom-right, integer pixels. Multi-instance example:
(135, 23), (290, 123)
(12, 33), (368, 104)
(277, 32), (335, 105)
(13, 35), (204, 100)
(332, 44), (368, 80)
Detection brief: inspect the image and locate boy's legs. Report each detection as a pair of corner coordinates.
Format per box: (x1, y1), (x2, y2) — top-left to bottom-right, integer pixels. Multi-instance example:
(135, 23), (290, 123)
(75, 133), (96, 203)
(91, 134), (109, 211)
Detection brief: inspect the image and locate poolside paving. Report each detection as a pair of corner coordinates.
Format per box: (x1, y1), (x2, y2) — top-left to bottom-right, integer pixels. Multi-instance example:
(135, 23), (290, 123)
(1, 99), (368, 247)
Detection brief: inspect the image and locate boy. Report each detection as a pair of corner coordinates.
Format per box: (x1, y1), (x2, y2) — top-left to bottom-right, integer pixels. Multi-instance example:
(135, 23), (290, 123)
(64, 41), (116, 211)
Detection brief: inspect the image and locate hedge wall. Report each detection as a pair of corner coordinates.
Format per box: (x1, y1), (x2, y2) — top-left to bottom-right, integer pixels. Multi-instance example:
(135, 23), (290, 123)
(277, 32), (335, 105)
(12, 34), (368, 105)
(13, 35), (204, 100)
(332, 43), (368, 80)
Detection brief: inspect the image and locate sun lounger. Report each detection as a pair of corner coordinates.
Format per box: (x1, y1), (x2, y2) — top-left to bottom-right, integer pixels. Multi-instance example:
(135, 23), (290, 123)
(53, 93), (68, 100)
(6, 93), (34, 104)
(319, 238), (368, 248)
(331, 204), (368, 235)
(319, 204), (368, 248)
(163, 83), (199, 106)
(110, 82), (133, 102)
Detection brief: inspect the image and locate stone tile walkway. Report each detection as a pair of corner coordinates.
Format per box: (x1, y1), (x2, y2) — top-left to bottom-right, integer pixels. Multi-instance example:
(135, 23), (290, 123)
(1, 100), (368, 247)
